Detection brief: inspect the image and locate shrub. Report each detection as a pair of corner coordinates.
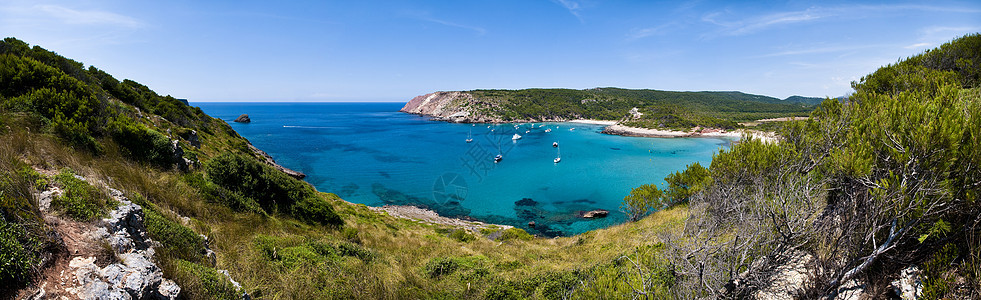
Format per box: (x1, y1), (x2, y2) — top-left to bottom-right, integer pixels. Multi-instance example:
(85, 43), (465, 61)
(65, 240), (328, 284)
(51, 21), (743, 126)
(424, 257), (460, 278)
(51, 169), (110, 221)
(448, 229), (476, 243)
(174, 259), (240, 300)
(663, 162), (711, 206)
(0, 218), (39, 288)
(496, 228), (533, 241)
(143, 203), (206, 263)
(107, 116), (175, 168)
(205, 153), (341, 226)
(182, 173), (264, 215)
(290, 195), (342, 227)
(621, 184), (664, 222)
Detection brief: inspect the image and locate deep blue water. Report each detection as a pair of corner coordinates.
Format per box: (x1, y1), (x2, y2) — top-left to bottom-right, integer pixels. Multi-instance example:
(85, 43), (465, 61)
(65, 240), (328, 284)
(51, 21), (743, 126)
(196, 102), (734, 236)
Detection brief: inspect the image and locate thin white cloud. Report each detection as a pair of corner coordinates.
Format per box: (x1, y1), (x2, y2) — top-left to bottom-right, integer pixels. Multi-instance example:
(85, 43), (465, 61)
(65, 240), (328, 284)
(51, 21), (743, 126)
(420, 17), (487, 35)
(551, 0), (584, 23)
(34, 4), (142, 28)
(708, 7), (827, 36)
(705, 3), (981, 37)
(627, 23), (676, 40)
(756, 44), (883, 58)
(903, 42), (931, 49)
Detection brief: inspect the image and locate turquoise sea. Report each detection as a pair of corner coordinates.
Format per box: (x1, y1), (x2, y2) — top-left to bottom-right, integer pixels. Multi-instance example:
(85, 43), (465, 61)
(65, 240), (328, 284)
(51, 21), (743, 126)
(196, 102), (735, 236)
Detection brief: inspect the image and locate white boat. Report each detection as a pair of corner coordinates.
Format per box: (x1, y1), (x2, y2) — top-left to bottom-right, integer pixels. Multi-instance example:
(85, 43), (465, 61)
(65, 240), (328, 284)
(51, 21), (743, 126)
(466, 128), (473, 143)
(544, 128), (552, 133)
(525, 130), (530, 133)
(512, 133), (522, 140)
(494, 154), (503, 163)
(554, 145), (561, 163)
(552, 142), (558, 147)
(570, 128), (575, 131)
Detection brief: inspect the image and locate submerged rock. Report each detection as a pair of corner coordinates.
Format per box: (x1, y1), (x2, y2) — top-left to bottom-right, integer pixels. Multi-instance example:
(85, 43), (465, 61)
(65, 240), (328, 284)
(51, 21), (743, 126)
(234, 114), (251, 123)
(515, 198), (538, 206)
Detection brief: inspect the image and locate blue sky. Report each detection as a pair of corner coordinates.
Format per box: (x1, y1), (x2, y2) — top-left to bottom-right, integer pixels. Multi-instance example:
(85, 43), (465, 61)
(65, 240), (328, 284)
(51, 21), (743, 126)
(2, 1), (979, 102)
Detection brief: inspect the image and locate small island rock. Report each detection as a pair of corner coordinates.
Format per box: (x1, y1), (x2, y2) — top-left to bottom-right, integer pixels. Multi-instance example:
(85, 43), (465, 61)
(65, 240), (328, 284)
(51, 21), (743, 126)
(234, 114), (251, 123)
(580, 209), (609, 219)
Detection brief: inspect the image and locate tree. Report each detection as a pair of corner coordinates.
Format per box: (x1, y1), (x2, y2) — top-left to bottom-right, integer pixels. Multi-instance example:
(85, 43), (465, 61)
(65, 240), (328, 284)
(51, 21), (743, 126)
(621, 184), (664, 222)
(663, 162), (711, 206)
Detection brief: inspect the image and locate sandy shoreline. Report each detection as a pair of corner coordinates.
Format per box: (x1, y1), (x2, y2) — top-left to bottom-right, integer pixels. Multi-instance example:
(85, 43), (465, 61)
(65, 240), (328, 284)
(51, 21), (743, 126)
(602, 124), (778, 143)
(567, 119), (618, 125)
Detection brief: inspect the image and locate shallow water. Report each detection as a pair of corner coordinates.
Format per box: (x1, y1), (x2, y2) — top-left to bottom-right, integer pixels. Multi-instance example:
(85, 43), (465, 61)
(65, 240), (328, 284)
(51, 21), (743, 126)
(196, 102), (735, 236)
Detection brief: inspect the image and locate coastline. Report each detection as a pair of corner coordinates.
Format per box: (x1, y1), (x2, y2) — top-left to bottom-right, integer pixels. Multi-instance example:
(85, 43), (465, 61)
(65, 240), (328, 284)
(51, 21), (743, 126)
(602, 124), (778, 143)
(567, 119), (618, 125)
(369, 205), (513, 233)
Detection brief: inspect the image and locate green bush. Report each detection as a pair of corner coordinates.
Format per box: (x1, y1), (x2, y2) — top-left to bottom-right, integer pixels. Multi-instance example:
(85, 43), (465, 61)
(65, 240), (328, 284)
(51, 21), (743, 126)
(663, 162), (711, 206)
(424, 257), (460, 278)
(621, 184), (664, 222)
(205, 153), (341, 226)
(182, 173), (264, 215)
(496, 228), (533, 242)
(290, 194), (342, 227)
(142, 202), (206, 263)
(51, 169), (110, 221)
(921, 244), (958, 300)
(0, 218), (39, 288)
(175, 259), (240, 300)
(108, 116), (175, 168)
(448, 229), (476, 243)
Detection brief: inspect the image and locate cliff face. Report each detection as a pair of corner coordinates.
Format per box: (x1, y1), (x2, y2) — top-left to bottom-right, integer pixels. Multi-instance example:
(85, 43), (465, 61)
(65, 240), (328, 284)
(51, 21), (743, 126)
(400, 91), (480, 122)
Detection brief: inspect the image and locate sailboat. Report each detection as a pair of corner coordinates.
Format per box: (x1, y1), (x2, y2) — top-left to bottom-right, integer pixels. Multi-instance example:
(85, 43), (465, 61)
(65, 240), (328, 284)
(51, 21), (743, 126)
(553, 144), (561, 163)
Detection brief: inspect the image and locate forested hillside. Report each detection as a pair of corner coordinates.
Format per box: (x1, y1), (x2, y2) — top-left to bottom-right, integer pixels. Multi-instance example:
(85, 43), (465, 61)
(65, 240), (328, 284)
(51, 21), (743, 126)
(474, 88), (817, 129)
(406, 87), (817, 129)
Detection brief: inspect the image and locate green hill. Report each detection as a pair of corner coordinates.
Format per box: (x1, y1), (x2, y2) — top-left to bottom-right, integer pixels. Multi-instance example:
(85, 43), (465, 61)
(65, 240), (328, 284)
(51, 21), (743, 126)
(407, 87), (818, 130)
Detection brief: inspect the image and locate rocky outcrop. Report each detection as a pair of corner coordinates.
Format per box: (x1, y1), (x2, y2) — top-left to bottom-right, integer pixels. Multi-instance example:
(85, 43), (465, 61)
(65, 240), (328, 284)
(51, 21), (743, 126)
(248, 144), (306, 179)
(400, 92), (483, 122)
(890, 266), (922, 299)
(172, 140), (193, 172)
(401, 91), (584, 123)
(60, 188), (180, 300)
(182, 130), (200, 148)
(580, 209), (609, 218)
(234, 114), (251, 123)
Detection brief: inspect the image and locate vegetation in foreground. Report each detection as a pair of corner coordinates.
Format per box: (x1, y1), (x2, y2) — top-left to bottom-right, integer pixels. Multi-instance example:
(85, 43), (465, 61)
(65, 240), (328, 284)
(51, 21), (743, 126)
(2, 33), (980, 299)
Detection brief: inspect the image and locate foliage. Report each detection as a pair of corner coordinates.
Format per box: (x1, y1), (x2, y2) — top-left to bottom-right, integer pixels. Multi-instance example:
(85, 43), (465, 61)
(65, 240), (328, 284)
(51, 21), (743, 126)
(654, 33), (981, 298)
(51, 169), (110, 221)
(921, 244), (958, 300)
(0, 218), (38, 288)
(663, 162), (711, 206)
(468, 87), (814, 128)
(204, 152), (342, 226)
(175, 259), (241, 300)
(107, 116), (176, 168)
(181, 173), (264, 215)
(141, 199), (207, 264)
(621, 184), (664, 222)
(496, 227), (533, 241)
